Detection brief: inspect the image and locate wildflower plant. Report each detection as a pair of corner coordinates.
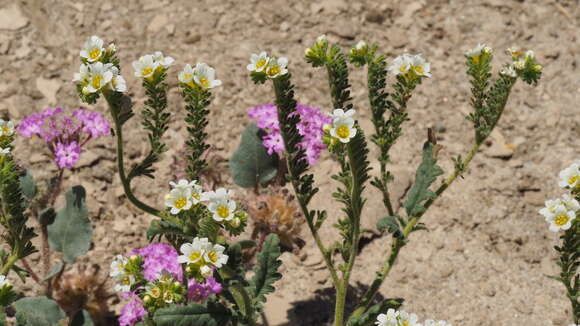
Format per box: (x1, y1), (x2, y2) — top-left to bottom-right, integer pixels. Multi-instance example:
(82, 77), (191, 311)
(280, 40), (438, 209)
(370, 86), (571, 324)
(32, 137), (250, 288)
(248, 36), (542, 326)
(540, 161), (580, 323)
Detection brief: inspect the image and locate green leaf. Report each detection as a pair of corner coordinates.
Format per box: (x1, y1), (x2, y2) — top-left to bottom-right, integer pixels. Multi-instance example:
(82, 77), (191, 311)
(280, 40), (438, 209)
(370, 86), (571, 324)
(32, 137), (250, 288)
(228, 282), (253, 319)
(47, 186), (92, 264)
(19, 171), (36, 200)
(346, 298), (404, 326)
(70, 310), (94, 326)
(42, 260), (64, 283)
(230, 123), (278, 188)
(403, 142), (444, 217)
(376, 216), (403, 239)
(153, 301), (231, 326)
(13, 297), (66, 326)
(146, 219), (185, 242)
(249, 234), (282, 306)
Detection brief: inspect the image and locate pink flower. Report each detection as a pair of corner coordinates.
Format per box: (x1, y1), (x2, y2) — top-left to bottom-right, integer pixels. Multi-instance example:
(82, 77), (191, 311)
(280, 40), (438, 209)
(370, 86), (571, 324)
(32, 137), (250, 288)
(118, 293), (147, 326)
(131, 243), (183, 282)
(54, 142), (81, 169)
(187, 277), (222, 302)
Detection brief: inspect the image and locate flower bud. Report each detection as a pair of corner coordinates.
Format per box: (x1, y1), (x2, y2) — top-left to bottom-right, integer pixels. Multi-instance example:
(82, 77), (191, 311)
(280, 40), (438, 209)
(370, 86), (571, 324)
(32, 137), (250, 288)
(143, 295), (152, 304)
(316, 34), (327, 45)
(532, 64), (542, 72)
(305, 48), (314, 56)
(230, 217), (241, 228)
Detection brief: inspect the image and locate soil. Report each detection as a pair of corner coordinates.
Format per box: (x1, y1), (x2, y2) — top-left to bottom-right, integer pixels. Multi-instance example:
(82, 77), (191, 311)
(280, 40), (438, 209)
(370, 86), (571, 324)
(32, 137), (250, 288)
(0, 0), (579, 325)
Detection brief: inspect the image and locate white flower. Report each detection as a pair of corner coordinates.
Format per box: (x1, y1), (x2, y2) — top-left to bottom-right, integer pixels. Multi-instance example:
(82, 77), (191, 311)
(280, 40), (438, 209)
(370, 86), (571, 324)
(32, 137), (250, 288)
(389, 53), (413, 76)
(424, 320), (452, 326)
(539, 194), (580, 219)
(110, 255), (128, 277)
(316, 34), (328, 45)
(525, 50), (534, 60)
(109, 66), (127, 93)
(114, 274), (135, 293)
(330, 109), (357, 143)
(200, 264), (213, 278)
(0, 275), (10, 288)
(411, 54), (431, 78)
(513, 59), (526, 70)
(545, 204), (576, 232)
(500, 65), (517, 78)
(398, 311), (420, 326)
(153, 51), (175, 68)
(178, 237), (209, 265)
(0, 148), (10, 156)
(355, 40), (367, 51)
(164, 186), (193, 215)
(265, 57), (288, 78)
(169, 179), (206, 205)
(247, 52), (270, 73)
(193, 63), (222, 89)
(80, 35), (105, 62)
(202, 242), (228, 268)
(0, 120), (15, 136)
(145, 284), (162, 299)
(559, 162), (580, 189)
(206, 188), (236, 222)
(375, 309), (398, 326)
(83, 62), (114, 94)
(465, 43), (492, 58)
(178, 64), (195, 85)
(132, 54), (159, 79)
(73, 64), (89, 83)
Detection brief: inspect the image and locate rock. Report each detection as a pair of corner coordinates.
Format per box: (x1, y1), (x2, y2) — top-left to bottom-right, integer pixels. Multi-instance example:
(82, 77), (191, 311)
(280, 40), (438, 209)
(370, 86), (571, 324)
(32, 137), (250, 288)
(77, 150), (100, 168)
(386, 26), (408, 48)
(35, 77), (60, 106)
(184, 33), (201, 44)
(329, 22), (357, 40)
(366, 11), (385, 24)
(165, 23), (175, 35)
(0, 4), (29, 30)
(484, 141), (514, 159)
(280, 21), (290, 32)
(148, 14), (169, 33)
(319, 0), (347, 14)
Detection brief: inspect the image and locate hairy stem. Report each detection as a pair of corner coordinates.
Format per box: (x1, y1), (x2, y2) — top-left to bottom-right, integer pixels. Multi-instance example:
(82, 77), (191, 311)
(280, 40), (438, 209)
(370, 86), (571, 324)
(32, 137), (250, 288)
(0, 255), (18, 276)
(353, 142), (480, 314)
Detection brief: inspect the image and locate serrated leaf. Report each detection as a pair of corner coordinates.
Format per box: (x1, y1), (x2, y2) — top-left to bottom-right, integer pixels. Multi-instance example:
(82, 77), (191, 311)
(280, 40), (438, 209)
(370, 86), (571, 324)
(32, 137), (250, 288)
(346, 298), (404, 326)
(153, 301), (231, 326)
(403, 142), (444, 217)
(42, 261), (64, 283)
(249, 234), (282, 306)
(47, 186), (92, 264)
(19, 171), (36, 200)
(376, 216), (403, 239)
(228, 282), (253, 319)
(230, 123), (278, 188)
(70, 309), (94, 326)
(13, 297), (66, 326)
(146, 219), (185, 242)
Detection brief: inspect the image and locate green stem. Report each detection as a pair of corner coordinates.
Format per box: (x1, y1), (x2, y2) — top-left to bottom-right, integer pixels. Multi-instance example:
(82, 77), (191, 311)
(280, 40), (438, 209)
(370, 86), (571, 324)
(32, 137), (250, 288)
(380, 162), (395, 217)
(0, 255), (18, 276)
(352, 143), (480, 315)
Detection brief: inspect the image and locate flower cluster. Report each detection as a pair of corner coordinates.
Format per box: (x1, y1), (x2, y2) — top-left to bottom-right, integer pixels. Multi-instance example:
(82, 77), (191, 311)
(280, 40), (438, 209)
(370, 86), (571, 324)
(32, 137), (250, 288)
(164, 179), (245, 228)
(388, 53), (432, 80)
(502, 47), (543, 82)
(178, 63), (221, 89)
(247, 51), (288, 79)
(113, 243), (224, 325)
(376, 309), (451, 326)
(247, 103), (331, 165)
(178, 237), (228, 279)
(465, 43), (493, 64)
(132, 51), (174, 80)
(0, 119), (15, 158)
(539, 161), (580, 232)
(75, 36), (125, 104)
(17, 107), (110, 169)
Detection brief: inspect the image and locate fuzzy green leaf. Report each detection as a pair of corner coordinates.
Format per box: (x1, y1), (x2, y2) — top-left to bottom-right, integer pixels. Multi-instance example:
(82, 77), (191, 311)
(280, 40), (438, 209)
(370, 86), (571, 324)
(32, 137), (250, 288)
(376, 216), (403, 239)
(153, 301), (231, 326)
(19, 171), (36, 200)
(404, 142), (444, 218)
(13, 297), (66, 326)
(346, 298), (403, 326)
(230, 123), (278, 188)
(249, 234), (282, 306)
(47, 186), (92, 264)
(42, 260), (64, 283)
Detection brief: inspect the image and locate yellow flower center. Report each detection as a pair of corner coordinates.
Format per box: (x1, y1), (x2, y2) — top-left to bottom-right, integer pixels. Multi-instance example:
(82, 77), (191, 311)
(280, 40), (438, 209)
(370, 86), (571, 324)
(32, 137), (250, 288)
(336, 125), (350, 139)
(554, 214), (569, 227)
(217, 205), (229, 219)
(192, 192), (201, 201)
(189, 251), (201, 262)
(568, 175), (578, 185)
(207, 251), (218, 263)
(91, 75), (103, 90)
(121, 276), (131, 285)
(183, 73), (193, 81)
(256, 58), (267, 69)
(141, 67), (153, 76)
(399, 64), (408, 73)
(150, 287), (161, 298)
(267, 65), (281, 77)
(174, 197), (187, 209)
(401, 322), (410, 326)
(472, 55), (480, 64)
(415, 65), (424, 74)
(199, 77), (210, 88)
(89, 48), (101, 60)
(2, 127), (9, 134)
(163, 292), (173, 302)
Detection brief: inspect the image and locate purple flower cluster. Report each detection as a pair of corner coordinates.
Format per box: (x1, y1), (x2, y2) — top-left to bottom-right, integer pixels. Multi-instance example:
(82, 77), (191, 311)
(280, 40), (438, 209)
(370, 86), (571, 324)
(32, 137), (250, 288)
(187, 277), (223, 302)
(131, 243), (183, 281)
(17, 107), (110, 169)
(247, 103), (331, 165)
(118, 293), (148, 326)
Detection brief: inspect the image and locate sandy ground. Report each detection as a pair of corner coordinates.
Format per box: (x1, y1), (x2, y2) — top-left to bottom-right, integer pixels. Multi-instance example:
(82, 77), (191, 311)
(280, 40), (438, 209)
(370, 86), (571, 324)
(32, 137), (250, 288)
(1, 0), (580, 325)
